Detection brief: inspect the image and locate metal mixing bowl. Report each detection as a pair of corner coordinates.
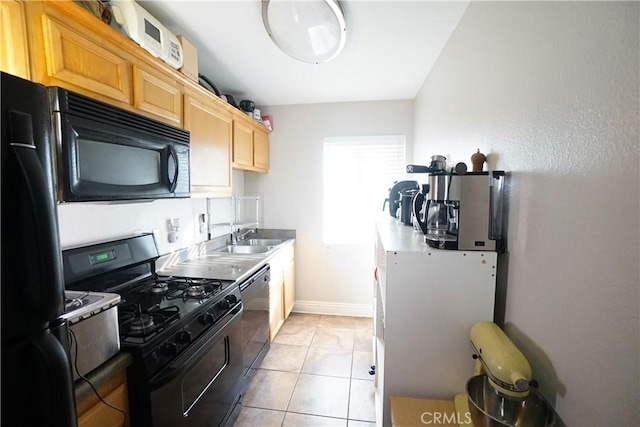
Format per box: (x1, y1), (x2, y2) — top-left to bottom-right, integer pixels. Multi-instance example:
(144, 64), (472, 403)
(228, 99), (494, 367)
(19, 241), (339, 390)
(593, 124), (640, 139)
(466, 375), (557, 427)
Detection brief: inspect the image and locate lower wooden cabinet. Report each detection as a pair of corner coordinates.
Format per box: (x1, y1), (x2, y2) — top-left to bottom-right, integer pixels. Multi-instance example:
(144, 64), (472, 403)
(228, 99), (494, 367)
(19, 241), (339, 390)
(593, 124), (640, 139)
(269, 242), (295, 340)
(282, 245), (295, 319)
(269, 268), (285, 341)
(76, 371), (130, 427)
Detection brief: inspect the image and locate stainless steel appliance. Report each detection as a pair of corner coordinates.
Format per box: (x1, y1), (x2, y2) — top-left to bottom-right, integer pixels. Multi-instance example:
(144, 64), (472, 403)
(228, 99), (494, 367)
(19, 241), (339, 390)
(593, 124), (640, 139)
(405, 154), (447, 174)
(413, 171), (505, 251)
(238, 265), (271, 383)
(63, 291), (121, 380)
(398, 187), (418, 225)
(1, 72), (78, 427)
(383, 180), (418, 218)
(63, 234), (243, 427)
(51, 87), (190, 202)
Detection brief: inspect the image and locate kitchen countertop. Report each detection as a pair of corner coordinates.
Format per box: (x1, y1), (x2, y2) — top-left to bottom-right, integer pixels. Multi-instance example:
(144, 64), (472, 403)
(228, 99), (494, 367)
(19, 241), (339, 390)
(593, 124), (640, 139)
(156, 229), (296, 284)
(377, 214), (434, 252)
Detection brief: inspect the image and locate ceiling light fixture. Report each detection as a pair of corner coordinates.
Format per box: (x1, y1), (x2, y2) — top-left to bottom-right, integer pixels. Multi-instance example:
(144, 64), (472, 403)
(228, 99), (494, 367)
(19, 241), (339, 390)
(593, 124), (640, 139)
(261, 0), (347, 64)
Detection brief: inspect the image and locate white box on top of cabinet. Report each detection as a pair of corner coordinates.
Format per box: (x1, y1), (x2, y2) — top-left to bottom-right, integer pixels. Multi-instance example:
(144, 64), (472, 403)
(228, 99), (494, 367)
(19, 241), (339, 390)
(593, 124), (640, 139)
(373, 216), (497, 427)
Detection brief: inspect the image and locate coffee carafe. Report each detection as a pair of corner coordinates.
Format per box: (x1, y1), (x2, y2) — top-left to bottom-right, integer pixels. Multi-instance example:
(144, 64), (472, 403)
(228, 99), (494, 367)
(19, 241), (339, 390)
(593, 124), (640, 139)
(415, 171), (505, 251)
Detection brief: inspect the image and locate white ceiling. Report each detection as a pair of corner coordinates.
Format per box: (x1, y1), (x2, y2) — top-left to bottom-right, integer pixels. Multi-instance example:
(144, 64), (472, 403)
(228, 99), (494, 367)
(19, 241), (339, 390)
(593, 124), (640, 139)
(139, 0), (469, 106)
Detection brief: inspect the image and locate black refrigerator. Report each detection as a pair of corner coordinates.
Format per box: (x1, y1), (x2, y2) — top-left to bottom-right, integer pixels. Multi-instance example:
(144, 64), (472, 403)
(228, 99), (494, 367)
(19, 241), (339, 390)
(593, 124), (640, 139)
(1, 72), (77, 426)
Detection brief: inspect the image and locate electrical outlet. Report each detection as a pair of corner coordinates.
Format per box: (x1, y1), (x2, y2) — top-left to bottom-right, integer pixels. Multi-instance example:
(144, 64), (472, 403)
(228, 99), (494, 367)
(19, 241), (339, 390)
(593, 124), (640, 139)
(167, 218), (180, 243)
(199, 213), (208, 234)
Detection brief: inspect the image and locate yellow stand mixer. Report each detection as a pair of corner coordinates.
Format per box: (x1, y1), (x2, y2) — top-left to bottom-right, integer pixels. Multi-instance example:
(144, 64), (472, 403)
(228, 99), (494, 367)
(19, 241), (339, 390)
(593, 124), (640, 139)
(390, 322), (560, 427)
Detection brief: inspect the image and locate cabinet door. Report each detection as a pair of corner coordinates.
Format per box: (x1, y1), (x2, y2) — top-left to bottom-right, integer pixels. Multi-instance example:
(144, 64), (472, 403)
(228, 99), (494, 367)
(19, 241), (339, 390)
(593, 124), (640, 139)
(37, 10), (131, 103)
(0, 0), (30, 79)
(184, 90), (232, 197)
(232, 120), (254, 168)
(133, 65), (181, 126)
(253, 130), (269, 172)
(76, 371), (129, 427)
(268, 252), (285, 340)
(269, 271), (285, 341)
(282, 244), (295, 319)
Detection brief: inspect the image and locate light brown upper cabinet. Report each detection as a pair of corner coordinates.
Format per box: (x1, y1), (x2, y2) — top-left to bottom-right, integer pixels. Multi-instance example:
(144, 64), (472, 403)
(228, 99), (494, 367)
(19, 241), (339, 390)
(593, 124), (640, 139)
(132, 65), (181, 127)
(184, 88), (233, 197)
(11, 0), (276, 195)
(232, 118), (270, 173)
(232, 120), (254, 169)
(0, 0), (30, 80)
(28, 1), (132, 105)
(253, 130), (269, 171)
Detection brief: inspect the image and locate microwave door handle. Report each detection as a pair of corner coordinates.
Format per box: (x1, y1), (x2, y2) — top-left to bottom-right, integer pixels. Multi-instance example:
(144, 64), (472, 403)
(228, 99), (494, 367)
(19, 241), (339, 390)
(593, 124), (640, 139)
(167, 145), (179, 192)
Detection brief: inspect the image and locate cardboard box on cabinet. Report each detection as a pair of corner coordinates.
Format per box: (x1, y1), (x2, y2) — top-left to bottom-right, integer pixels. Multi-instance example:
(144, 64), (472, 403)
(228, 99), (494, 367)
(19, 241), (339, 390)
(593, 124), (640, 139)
(177, 35), (198, 82)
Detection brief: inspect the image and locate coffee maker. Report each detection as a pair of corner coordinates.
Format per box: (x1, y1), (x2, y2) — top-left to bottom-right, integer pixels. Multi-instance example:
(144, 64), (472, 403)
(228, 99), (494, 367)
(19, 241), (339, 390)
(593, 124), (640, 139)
(413, 171), (505, 251)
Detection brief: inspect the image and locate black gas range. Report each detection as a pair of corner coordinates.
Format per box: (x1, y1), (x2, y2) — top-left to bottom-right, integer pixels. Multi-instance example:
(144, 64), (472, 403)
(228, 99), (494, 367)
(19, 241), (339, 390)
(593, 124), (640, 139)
(63, 234), (244, 427)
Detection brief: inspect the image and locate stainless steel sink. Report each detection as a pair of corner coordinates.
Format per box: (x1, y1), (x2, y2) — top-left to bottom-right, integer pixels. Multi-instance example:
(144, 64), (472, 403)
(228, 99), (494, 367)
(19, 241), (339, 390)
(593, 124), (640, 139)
(215, 245), (272, 254)
(237, 238), (285, 246)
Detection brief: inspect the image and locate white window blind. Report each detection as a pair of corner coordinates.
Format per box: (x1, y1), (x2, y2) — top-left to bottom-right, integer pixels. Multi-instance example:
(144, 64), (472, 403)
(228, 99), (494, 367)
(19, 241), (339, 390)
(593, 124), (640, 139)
(323, 135), (406, 245)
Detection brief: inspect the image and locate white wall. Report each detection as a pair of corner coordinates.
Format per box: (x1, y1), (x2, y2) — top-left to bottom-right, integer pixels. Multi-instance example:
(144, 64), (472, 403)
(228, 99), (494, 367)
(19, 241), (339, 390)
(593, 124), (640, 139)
(57, 169), (247, 253)
(245, 100), (414, 314)
(413, 2), (639, 425)
(57, 198), (208, 254)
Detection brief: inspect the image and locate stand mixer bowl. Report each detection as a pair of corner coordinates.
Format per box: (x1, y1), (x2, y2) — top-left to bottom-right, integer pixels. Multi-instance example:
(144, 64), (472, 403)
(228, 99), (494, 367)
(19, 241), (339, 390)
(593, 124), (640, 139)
(466, 375), (557, 427)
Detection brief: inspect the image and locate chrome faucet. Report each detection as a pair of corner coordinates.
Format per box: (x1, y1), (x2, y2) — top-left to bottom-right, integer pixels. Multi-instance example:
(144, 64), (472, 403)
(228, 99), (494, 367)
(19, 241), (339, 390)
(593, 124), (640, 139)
(232, 227), (256, 244)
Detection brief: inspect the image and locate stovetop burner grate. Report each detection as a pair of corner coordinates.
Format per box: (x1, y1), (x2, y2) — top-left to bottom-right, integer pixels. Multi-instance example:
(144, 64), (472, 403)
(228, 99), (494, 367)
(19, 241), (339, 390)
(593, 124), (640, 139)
(119, 304), (180, 341)
(129, 276), (224, 301)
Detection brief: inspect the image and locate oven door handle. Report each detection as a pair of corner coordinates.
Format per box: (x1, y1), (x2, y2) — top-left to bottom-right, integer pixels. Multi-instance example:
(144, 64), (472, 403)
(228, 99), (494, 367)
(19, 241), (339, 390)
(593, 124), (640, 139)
(148, 303), (243, 389)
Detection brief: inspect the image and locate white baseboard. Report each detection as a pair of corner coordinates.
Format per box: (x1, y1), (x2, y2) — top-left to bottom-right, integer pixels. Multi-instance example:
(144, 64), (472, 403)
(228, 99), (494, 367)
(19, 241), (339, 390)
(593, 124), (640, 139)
(292, 300), (373, 318)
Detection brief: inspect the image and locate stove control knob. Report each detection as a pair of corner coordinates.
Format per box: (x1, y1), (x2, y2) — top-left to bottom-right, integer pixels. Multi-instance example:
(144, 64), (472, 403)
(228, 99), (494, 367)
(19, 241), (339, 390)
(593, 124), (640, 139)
(176, 331), (192, 344)
(218, 299), (231, 310)
(200, 312), (215, 325)
(226, 294), (238, 305)
(162, 342), (178, 357)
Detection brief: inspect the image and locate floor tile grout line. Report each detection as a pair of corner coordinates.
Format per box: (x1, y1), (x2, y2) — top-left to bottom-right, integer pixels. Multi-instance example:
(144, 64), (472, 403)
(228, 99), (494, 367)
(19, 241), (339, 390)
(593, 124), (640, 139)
(237, 314), (376, 427)
(280, 323), (316, 426)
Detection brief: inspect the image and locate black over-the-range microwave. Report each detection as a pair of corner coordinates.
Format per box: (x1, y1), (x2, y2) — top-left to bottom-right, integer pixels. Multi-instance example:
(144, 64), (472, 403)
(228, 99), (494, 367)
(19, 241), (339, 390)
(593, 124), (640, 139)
(50, 87), (190, 202)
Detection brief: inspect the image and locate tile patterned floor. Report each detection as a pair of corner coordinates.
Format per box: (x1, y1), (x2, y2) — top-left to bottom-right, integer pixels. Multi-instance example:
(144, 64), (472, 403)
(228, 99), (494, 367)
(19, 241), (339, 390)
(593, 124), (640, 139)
(234, 314), (376, 427)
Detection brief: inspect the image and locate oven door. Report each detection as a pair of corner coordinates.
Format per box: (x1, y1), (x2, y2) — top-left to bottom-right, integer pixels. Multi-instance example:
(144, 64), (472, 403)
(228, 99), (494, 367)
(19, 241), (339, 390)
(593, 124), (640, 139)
(148, 304), (243, 427)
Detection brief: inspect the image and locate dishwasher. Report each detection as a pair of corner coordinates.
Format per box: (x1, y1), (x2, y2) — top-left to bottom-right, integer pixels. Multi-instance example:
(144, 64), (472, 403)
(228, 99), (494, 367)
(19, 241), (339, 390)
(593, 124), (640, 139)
(238, 264), (271, 387)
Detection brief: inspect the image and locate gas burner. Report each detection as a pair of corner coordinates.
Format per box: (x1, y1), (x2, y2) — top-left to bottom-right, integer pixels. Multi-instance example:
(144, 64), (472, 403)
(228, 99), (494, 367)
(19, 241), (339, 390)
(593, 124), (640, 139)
(186, 286), (206, 298)
(129, 314), (155, 335)
(119, 305), (181, 340)
(150, 282), (169, 293)
(164, 281), (216, 302)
